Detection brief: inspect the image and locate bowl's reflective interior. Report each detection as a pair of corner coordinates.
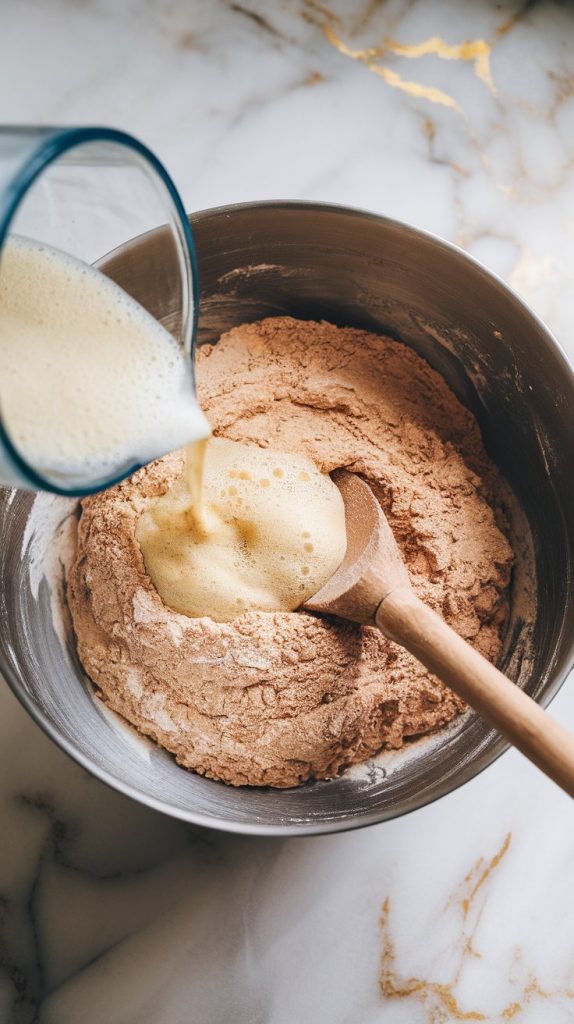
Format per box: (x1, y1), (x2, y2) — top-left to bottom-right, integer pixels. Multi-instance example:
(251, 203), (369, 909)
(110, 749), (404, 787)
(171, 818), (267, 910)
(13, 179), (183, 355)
(1, 203), (573, 835)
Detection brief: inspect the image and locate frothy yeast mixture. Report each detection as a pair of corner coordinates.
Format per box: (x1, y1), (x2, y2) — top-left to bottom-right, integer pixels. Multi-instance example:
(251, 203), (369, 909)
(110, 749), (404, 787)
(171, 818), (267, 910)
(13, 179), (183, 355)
(136, 437), (347, 621)
(0, 237), (208, 487)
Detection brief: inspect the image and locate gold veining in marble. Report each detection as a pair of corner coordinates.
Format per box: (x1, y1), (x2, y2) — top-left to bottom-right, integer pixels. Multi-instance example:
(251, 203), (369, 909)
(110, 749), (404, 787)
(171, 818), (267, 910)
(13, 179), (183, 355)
(324, 26), (462, 111)
(423, 116), (435, 141)
(501, 1002), (522, 1020)
(378, 837), (513, 1020)
(383, 34), (495, 94)
(379, 830), (574, 1018)
(315, 0), (502, 115)
(494, 5), (536, 42)
(379, 893), (487, 1021)
(369, 61), (462, 111)
(460, 830), (511, 916)
(310, 1), (574, 203)
(305, 70), (324, 86)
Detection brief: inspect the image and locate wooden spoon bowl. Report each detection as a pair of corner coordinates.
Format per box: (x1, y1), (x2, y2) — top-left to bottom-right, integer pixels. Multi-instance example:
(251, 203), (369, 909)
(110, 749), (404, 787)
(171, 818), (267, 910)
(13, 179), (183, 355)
(306, 471), (574, 799)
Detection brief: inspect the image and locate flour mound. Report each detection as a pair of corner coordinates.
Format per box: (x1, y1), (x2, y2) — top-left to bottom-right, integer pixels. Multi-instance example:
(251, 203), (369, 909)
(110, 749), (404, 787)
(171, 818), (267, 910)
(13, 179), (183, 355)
(67, 317), (513, 788)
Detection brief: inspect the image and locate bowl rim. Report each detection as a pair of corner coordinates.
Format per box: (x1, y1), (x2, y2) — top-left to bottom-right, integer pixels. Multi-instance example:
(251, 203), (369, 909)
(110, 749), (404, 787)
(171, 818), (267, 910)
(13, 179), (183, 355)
(3, 198), (574, 836)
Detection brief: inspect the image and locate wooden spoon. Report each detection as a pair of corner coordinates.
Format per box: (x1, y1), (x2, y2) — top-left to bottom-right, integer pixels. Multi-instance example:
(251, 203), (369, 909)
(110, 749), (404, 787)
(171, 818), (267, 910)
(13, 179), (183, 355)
(305, 470), (574, 798)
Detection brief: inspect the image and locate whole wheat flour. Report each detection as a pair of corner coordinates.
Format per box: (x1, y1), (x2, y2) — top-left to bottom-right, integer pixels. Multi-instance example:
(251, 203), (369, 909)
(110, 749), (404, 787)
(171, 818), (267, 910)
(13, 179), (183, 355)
(67, 317), (513, 787)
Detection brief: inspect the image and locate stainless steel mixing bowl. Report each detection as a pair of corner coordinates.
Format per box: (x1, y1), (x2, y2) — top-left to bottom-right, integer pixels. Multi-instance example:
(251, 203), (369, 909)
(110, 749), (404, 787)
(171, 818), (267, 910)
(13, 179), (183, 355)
(1, 201), (574, 835)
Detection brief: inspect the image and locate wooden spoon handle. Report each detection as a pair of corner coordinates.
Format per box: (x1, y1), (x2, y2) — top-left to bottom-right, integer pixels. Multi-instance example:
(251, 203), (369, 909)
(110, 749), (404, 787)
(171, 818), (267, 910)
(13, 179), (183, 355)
(376, 587), (574, 799)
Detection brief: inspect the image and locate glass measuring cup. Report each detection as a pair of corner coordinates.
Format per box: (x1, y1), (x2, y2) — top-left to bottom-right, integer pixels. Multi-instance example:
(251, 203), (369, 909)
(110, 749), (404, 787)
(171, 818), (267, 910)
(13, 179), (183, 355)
(0, 125), (201, 495)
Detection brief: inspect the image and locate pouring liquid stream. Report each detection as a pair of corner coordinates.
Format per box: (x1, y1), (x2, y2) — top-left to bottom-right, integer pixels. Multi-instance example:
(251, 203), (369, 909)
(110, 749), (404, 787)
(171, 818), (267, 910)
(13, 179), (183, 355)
(0, 235), (347, 626)
(183, 437), (210, 532)
(137, 436), (348, 622)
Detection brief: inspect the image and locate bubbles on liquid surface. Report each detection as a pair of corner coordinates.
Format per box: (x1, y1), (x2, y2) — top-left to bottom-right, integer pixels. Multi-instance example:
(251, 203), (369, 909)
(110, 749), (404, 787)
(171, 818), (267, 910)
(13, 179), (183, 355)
(0, 235), (208, 483)
(137, 437), (347, 621)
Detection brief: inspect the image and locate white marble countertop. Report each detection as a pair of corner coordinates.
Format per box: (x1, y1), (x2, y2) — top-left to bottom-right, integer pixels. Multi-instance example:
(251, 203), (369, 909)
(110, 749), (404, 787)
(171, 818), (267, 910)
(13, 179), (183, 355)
(2, 1), (574, 1021)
